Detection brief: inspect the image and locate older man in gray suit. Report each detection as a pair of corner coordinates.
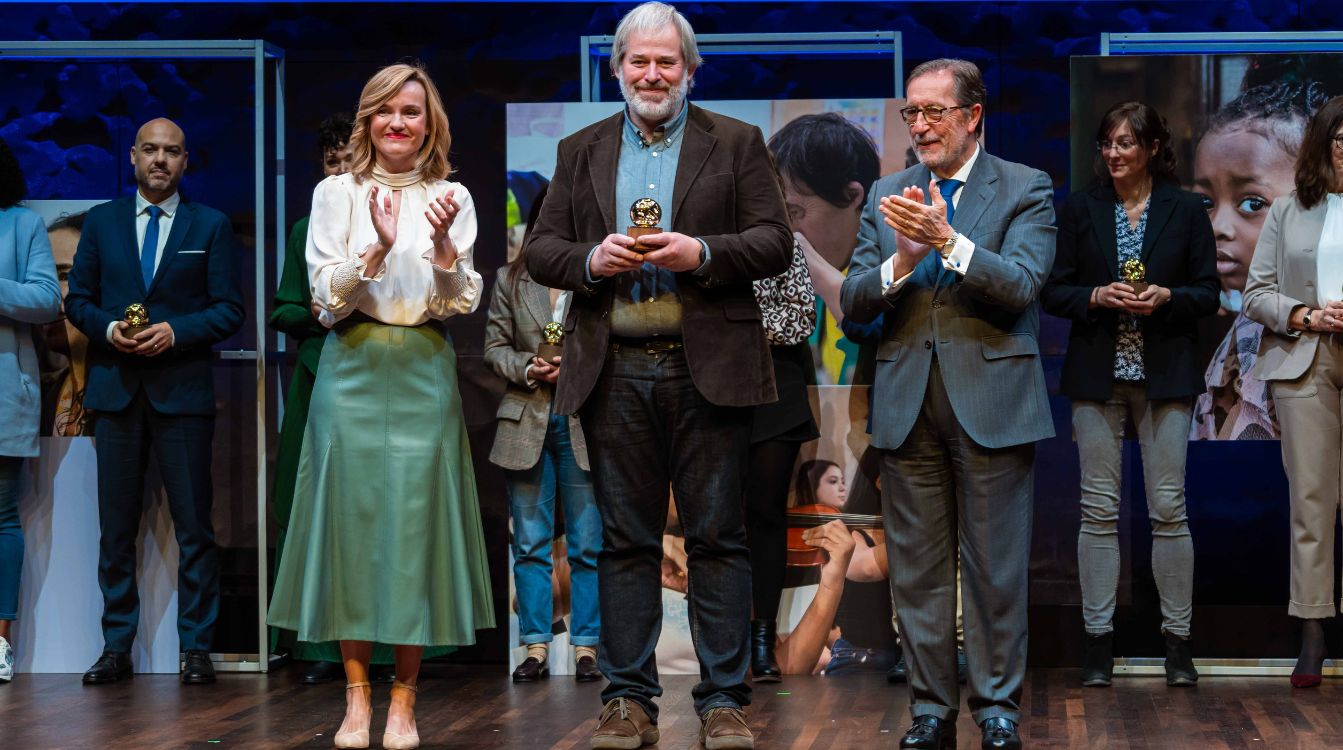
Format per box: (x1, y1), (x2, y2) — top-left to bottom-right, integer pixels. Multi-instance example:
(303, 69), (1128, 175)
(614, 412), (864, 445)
(840, 59), (1055, 750)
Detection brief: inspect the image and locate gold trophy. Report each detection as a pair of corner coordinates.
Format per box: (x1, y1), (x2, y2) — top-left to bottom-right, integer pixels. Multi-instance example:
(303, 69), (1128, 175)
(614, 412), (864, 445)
(537, 321), (564, 365)
(628, 198), (662, 254)
(1120, 259), (1149, 296)
(123, 303), (151, 337)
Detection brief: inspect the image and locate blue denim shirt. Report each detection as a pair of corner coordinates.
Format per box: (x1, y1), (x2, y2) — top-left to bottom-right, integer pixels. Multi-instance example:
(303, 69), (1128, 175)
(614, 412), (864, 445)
(608, 103), (691, 336)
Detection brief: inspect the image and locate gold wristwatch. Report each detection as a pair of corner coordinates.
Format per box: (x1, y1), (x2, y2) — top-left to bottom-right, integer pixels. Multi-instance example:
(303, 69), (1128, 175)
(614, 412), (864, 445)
(938, 231), (960, 259)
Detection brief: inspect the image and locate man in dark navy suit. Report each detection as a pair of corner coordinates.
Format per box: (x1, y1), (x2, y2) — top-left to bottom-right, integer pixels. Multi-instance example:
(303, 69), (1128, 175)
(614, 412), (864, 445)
(65, 118), (244, 685)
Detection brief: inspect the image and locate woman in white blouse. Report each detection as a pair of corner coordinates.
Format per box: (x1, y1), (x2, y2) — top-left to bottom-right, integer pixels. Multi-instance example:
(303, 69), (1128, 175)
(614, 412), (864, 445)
(268, 63), (493, 749)
(1244, 95), (1343, 689)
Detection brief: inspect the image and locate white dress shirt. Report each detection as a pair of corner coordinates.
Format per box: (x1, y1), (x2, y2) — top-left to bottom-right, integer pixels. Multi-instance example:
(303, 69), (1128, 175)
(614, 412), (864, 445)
(307, 173), (482, 327)
(1317, 193), (1343, 308)
(880, 144), (982, 291)
(106, 191), (180, 343)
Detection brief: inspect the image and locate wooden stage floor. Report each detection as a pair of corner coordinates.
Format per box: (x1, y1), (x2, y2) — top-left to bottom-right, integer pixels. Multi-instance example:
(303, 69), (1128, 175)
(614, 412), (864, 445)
(3, 665), (1343, 749)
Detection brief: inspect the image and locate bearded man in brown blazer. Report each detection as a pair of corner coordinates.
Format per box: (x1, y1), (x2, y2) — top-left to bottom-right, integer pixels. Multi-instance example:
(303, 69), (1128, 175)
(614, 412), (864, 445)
(525, 4), (791, 748)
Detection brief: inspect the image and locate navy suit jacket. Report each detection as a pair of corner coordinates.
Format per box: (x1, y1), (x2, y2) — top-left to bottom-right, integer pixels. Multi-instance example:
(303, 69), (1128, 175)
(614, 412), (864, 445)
(65, 195), (245, 416)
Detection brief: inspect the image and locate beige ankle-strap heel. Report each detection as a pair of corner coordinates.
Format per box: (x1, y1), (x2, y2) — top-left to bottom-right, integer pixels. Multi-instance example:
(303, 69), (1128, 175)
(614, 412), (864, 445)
(333, 682), (372, 749)
(382, 680), (420, 749)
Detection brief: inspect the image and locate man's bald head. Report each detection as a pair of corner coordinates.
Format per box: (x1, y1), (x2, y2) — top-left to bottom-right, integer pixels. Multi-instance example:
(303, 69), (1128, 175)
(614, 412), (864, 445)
(130, 118), (188, 202)
(134, 117), (187, 150)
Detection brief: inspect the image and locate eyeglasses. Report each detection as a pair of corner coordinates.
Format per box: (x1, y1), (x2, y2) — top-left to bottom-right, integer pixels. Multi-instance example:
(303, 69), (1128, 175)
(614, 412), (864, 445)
(1332, 134), (1343, 151)
(898, 105), (969, 125)
(1097, 139), (1139, 153)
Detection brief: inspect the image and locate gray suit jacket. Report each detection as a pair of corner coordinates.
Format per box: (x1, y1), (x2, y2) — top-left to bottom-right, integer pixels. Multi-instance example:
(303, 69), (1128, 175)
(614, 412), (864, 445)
(0, 207), (62, 457)
(484, 266), (589, 471)
(1244, 194), (1329, 383)
(840, 151), (1057, 450)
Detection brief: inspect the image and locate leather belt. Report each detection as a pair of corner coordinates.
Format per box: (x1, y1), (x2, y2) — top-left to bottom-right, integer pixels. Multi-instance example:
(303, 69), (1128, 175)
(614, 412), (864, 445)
(610, 337), (684, 355)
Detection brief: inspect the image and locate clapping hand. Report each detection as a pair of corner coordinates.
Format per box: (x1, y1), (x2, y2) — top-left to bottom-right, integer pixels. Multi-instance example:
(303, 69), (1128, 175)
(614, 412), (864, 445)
(362, 185), (401, 276)
(881, 179), (954, 246)
(879, 185), (937, 279)
(426, 190), (460, 268)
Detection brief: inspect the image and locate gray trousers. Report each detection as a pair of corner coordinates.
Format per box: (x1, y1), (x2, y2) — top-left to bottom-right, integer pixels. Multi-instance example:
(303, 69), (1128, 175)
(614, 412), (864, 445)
(881, 363), (1032, 724)
(1072, 384), (1194, 638)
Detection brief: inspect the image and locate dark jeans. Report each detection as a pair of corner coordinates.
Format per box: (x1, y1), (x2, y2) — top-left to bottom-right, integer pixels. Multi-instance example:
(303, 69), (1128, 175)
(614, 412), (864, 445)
(94, 392), (219, 653)
(582, 345), (753, 718)
(0, 456), (22, 621)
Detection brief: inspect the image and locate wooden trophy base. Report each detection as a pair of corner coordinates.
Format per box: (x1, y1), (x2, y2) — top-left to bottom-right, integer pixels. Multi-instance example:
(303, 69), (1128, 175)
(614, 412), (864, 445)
(628, 226), (659, 255)
(1129, 281), (1149, 296)
(536, 343), (562, 365)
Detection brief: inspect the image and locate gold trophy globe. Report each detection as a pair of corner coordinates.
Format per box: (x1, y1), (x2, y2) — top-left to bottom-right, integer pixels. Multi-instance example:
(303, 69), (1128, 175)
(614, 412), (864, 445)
(123, 303), (151, 337)
(628, 198), (662, 254)
(1120, 259), (1149, 296)
(537, 321), (564, 365)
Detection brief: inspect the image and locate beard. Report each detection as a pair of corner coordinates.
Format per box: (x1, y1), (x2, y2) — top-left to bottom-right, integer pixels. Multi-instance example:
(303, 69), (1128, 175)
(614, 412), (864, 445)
(620, 77), (687, 123)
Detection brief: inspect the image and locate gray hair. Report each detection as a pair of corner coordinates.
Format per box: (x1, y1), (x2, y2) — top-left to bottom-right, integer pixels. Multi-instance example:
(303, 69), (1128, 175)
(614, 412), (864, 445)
(907, 58), (986, 134)
(609, 2), (702, 77)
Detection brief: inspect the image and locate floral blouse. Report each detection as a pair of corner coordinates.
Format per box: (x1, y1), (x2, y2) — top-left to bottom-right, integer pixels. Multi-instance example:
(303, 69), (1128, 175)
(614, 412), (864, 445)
(1113, 200), (1148, 381)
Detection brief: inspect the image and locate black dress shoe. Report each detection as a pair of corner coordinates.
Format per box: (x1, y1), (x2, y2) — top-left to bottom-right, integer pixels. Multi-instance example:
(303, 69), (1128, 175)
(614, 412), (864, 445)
(370, 663), (396, 684)
(301, 660), (344, 685)
(1164, 632), (1198, 687)
(181, 650), (216, 684)
(887, 654), (908, 684)
(750, 618), (781, 682)
(82, 651), (133, 684)
(575, 654), (602, 682)
(980, 717), (1021, 750)
(899, 715), (955, 749)
(1081, 631), (1114, 687)
(511, 656), (549, 683)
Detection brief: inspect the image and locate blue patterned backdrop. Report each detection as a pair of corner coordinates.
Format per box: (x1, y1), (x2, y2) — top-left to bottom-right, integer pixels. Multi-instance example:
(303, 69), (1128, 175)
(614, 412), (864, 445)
(4, 0), (1340, 662)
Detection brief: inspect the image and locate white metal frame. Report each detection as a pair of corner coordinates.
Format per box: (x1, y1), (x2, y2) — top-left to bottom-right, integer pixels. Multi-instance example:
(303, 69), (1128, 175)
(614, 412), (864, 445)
(579, 31), (902, 102)
(0, 39), (285, 673)
(1101, 31), (1343, 55)
(1097, 29), (1343, 677)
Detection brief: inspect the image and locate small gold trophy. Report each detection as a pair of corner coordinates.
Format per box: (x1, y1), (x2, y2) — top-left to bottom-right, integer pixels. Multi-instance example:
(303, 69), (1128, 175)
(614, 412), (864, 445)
(1120, 259), (1149, 295)
(628, 198), (662, 254)
(123, 303), (151, 337)
(537, 321), (564, 365)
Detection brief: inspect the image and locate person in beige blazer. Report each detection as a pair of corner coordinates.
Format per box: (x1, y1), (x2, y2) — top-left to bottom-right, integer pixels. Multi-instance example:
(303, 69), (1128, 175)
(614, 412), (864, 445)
(1243, 95), (1343, 689)
(484, 258), (599, 685)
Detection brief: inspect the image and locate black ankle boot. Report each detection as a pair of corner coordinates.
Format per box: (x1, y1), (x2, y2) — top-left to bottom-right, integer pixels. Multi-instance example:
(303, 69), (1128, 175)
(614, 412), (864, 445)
(1164, 631), (1198, 686)
(1080, 631), (1113, 687)
(750, 619), (781, 682)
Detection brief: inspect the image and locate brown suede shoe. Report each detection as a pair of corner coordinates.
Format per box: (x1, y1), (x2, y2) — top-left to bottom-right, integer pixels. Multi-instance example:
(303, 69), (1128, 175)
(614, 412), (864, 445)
(590, 697), (659, 749)
(700, 706), (754, 749)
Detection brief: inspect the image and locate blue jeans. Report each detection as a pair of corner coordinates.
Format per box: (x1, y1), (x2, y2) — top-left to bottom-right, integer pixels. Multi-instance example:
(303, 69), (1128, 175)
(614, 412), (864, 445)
(0, 456), (22, 621)
(581, 346), (753, 718)
(506, 413), (601, 647)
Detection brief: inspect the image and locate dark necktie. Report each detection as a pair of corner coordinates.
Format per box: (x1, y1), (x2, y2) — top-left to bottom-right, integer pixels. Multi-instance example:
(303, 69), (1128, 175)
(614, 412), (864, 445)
(142, 205), (163, 289)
